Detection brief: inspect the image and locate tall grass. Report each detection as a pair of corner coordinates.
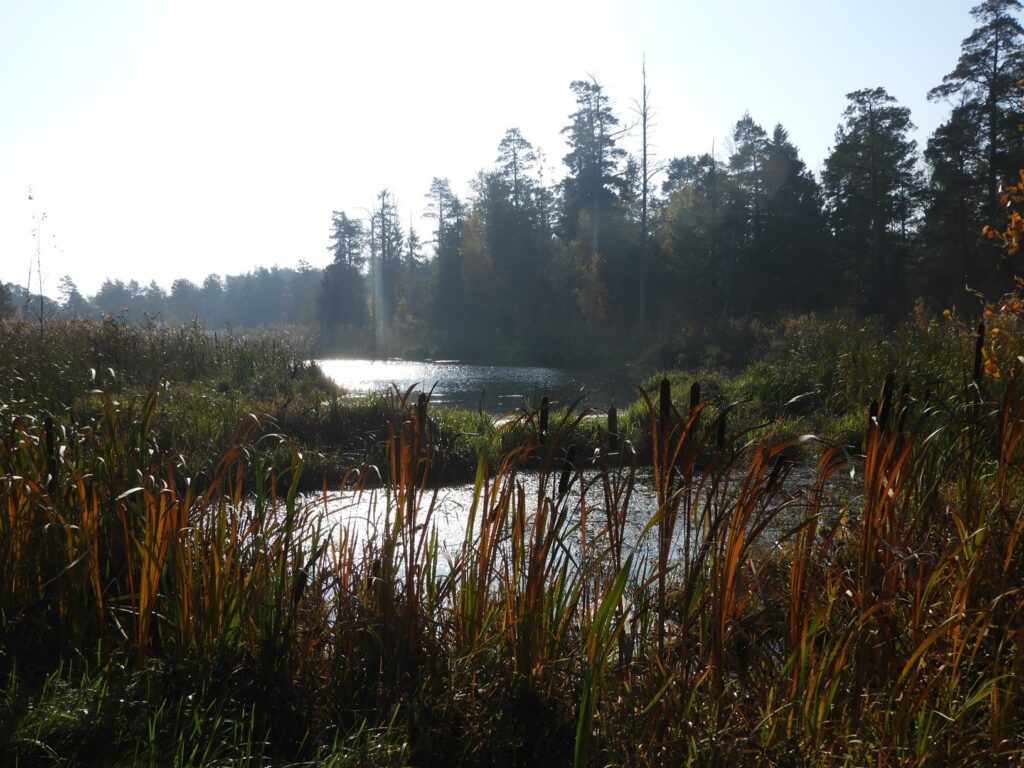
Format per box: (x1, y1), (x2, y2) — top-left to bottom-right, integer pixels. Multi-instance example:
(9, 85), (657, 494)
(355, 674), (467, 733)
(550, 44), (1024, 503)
(2, 311), (1024, 764)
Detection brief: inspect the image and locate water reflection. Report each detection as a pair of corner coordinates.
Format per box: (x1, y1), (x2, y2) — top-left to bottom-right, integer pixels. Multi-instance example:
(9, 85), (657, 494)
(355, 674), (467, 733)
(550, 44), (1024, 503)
(309, 469), (663, 566)
(317, 358), (639, 413)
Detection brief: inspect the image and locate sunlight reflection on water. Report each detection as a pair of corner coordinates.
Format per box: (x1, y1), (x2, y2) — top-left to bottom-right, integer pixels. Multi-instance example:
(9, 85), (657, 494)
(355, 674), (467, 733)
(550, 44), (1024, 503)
(306, 469), (664, 567)
(301, 466), (824, 574)
(317, 358), (634, 412)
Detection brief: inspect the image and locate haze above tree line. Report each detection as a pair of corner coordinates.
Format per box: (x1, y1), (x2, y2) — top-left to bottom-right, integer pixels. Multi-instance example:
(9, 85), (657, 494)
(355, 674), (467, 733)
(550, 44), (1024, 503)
(3, 0), (1023, 366)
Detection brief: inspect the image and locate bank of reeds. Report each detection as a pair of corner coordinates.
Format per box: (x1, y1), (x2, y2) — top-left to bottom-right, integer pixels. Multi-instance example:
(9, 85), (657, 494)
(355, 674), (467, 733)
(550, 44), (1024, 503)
(1, 310), (1024, 765)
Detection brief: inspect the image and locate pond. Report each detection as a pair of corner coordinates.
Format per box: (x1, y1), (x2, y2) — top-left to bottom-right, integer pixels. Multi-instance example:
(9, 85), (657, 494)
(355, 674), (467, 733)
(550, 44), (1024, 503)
(319, 469), (663, 560)
(317, 358), (644, 413)
(301, 461), (835, 573)
(311, 358), (847, 568)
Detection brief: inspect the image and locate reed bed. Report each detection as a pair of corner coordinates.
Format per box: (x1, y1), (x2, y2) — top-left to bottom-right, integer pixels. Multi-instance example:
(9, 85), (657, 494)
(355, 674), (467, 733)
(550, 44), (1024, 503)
(1, 311), (1024, 765)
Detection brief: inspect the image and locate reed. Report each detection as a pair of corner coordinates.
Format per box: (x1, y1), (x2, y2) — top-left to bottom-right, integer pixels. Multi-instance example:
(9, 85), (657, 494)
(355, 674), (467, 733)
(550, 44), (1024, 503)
(2, 310), (1024, 764)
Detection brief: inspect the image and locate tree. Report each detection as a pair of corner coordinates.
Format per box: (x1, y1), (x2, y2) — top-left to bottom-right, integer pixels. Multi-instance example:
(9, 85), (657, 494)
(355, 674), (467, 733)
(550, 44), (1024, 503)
(425, 177), (461, 247)
(632, 59), (662, 326)
(0, 282), (13, 318)
(922, 103), (986, 299)
(140, 281), (166, 320)
(561, 77), (627, 251)
(327, 211), (366, 269)
(496, 128), (538, 211)
(560, 78), (644, 334)
(653, 152), (729, 325)
(319, 213), (368, 330)
(368, 190), (404, 347)
(425, 178), (467, 342)
(285, 260), (320, 325)
(201, 274), (226, 327)
(58, 275), (91, 317)
(929, 0), (1024, 219)
(927, 1), (1024, 295)
(759, 125), (834, 314)
(823, 88), (922, 316)
(319, 261), (366, 330)
(459, 211), (494, 326)
(724, 114), (771, 316)
(168, 278), (202, 322)
(93, 279), (137, 318)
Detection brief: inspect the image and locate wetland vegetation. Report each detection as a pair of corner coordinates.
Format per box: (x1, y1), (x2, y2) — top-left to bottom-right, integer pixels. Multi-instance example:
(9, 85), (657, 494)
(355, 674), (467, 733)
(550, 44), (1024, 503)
(3, 302), (1024, 765)
(4, 2), (1024, 764)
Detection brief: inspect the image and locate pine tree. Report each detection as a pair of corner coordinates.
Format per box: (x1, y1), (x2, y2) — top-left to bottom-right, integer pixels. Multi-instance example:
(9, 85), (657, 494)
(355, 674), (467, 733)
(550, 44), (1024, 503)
(927, 1), (1024, 296)
(561, 77), (627, 251)
(929, 0), (1024, 219)
(823, 88), (922, 316)
(319, 211), (367, 329)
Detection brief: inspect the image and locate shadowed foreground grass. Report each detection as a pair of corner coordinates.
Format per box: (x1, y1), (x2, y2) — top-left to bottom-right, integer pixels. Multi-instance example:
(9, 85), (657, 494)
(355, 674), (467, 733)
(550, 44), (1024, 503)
(1, 312), (1024, 765)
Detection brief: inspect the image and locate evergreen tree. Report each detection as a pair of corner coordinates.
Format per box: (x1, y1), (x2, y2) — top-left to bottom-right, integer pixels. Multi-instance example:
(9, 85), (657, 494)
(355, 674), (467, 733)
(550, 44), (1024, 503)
(823, 88), (922, 316)
(496, 128), (538, 211)
(725, 114), (770, 316)
(425, 177), (466, 343)
(93, 279), (136, 318)
(922, 103), (985, 301)
(929, 0), (1024, 219)
(652, 152), (729, 325)
(319, 213), (368, 329)
(560, 79), (641, 333)
(369, 189), (404, 348)
(758, 125), (833, 315)
(927, 0), (1024, 295)
(0, 282), (14, 318)
(169, 278), (202, 322)
(201, 274), (226, 328)
(327, 211), (367, 269)
(57, 274), (91, 318)
(561, 77), (627, 250)
(285, 260), (320, 325)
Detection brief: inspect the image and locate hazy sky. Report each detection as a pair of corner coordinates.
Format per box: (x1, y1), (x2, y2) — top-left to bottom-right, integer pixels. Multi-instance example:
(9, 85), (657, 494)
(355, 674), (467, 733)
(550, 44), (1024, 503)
(0, 1), (982, 296)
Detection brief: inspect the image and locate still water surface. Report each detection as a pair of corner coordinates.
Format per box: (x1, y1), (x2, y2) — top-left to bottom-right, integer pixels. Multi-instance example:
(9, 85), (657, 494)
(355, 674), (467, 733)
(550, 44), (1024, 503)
(310, 470), (674, 568)
(317, 358), (642, 412)
(311, 359), (834, 566)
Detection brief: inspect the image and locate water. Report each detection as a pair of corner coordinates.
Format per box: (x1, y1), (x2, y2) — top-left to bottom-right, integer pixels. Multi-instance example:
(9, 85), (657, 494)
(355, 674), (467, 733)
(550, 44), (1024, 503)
(311, 359), (845, 567)
(304, 464), (829, 573)
(319, 469), (661, 554)
(317, 358), (642, 413)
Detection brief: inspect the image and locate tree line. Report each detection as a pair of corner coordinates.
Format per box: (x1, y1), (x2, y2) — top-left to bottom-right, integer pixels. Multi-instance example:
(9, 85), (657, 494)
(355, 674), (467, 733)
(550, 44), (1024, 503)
(5, 1), (1024, 363)
(1, 265), (321, 330)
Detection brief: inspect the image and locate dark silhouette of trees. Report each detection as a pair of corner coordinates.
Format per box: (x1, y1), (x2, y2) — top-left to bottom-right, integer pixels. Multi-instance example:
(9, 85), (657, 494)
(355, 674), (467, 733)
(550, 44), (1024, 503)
(927, 0), (1024, 297)
(561, 77), (627, 250)
(930, 0), (1024, 220)
(319, 213), (368, 329)
(755, 125), (833, 315)
(0, 283), (14, 318)
(58, 275), (91, 318)
(823, 88), (922, 317)
(649, 152), (727, 327)
(29, 3), (1024, 363)
(426, 177), (466, 344)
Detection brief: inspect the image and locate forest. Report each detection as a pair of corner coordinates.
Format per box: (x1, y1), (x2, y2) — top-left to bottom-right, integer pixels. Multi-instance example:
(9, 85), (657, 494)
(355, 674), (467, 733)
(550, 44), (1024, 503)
(4, 2), (1024, 363)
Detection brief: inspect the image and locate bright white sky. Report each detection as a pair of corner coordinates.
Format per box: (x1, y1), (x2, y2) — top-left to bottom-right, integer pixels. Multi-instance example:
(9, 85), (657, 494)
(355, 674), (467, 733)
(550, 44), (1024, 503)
(0, 0), (981, 296)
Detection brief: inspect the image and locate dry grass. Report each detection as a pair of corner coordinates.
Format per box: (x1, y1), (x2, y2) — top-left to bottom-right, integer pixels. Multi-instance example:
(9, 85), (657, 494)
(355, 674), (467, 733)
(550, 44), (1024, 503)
(1, 313), (1023, 765)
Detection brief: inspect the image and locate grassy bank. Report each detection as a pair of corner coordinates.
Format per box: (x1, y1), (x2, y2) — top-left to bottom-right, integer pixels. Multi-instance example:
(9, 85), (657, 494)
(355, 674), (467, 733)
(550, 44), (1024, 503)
(2, 309), (1024, 765)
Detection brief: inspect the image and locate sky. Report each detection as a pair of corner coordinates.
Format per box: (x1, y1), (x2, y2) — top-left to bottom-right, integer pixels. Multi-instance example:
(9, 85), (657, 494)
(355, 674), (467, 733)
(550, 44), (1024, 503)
(0, 0), (985, 297)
